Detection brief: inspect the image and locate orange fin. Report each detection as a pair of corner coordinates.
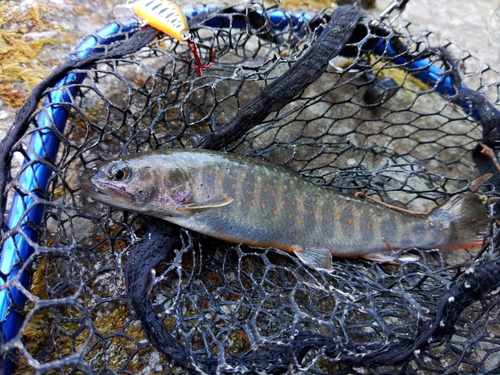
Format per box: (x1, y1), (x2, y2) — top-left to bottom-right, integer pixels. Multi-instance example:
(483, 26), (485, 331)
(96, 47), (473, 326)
(430, 192), (488, 250)
(293, 246), (333, 271)
(469, 173), (492, 190)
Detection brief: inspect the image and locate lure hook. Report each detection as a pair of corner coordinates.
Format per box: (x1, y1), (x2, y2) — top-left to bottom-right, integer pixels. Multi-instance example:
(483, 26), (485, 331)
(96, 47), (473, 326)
(187, 39), (214, 77)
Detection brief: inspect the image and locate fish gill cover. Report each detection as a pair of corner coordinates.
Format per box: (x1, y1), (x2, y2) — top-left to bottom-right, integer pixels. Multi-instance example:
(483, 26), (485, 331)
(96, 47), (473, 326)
(1, 1), (500, 374)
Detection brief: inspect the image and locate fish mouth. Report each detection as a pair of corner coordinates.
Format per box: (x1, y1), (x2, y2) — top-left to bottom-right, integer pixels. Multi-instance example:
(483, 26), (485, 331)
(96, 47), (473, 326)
(80, 170), (134, 203)
(80, 171), (100, 195)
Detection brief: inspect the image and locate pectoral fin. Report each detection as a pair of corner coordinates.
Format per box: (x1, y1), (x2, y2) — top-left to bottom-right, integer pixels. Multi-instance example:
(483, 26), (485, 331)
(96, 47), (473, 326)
(293, 246), (333, 271)
(175, 195), (233, 215)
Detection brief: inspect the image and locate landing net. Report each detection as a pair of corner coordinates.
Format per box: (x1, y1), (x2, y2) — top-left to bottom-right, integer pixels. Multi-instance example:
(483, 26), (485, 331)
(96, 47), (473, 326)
(1, 2), (500, 374)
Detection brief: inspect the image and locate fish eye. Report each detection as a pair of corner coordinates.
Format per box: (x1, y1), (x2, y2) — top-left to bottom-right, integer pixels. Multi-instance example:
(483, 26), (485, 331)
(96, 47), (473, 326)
(108, 163), (130, 181)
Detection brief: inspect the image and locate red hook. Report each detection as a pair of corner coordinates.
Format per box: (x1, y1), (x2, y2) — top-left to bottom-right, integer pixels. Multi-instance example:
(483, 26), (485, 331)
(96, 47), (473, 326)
(187, 39), (214, 77)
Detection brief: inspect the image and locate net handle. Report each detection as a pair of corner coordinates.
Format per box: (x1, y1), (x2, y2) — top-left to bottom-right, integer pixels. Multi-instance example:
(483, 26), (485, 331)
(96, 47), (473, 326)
(0, 20), (138, 375)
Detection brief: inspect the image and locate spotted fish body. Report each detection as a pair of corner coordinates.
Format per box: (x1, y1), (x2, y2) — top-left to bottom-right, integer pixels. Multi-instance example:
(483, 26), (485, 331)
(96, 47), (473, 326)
(132, 0), (190, 42)
(81, 149), (488, 270)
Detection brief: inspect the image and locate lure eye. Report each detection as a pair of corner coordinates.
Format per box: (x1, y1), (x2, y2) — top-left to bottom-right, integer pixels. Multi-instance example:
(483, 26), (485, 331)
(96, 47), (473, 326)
(108, 163), (131, 181)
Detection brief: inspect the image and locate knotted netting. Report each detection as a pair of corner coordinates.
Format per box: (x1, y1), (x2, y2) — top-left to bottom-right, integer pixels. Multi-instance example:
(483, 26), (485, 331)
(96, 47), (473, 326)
(1, 1), (500, 374)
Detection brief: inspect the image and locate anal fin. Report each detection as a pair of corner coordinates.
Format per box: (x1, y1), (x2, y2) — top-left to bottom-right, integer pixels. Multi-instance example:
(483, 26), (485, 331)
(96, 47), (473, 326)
(293, 246), (333, 271)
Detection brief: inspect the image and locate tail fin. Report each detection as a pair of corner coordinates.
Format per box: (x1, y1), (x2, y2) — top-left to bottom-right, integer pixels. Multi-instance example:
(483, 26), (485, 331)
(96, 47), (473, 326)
(430, 192), (489, 250)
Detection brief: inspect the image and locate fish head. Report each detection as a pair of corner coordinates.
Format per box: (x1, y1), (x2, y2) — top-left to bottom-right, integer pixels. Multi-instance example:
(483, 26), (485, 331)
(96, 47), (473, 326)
(80, 155), (192, 216)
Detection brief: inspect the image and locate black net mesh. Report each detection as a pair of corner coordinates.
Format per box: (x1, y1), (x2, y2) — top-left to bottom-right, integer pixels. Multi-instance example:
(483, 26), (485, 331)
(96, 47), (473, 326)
(2, 1), (500, 374)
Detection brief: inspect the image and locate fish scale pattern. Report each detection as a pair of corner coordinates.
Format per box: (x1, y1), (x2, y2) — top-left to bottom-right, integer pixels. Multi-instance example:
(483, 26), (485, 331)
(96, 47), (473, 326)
(1, 1), (500, 374)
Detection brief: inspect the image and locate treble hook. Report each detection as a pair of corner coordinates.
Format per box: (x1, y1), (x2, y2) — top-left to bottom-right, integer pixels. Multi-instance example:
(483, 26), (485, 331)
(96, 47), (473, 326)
(187, 39), (214, 77)
(378, 0), (410, 21)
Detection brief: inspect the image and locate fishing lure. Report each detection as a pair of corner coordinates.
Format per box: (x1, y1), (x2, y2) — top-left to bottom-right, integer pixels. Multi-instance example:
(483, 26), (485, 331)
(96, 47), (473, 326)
(132, 0), (191, 42)
(115, 0), (214, 76)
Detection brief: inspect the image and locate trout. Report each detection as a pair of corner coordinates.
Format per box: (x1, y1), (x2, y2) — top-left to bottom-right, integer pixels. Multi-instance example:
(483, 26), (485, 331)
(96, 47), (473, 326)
(80, 149), (488, 271)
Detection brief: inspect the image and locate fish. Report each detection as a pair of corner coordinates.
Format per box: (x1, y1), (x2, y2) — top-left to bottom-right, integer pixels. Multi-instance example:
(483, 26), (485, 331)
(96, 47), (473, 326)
(80, 149), (489, 271)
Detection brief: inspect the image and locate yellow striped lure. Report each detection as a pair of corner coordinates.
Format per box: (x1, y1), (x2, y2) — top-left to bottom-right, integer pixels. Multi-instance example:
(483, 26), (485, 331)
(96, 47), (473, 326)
(115, 0), (214, 76)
